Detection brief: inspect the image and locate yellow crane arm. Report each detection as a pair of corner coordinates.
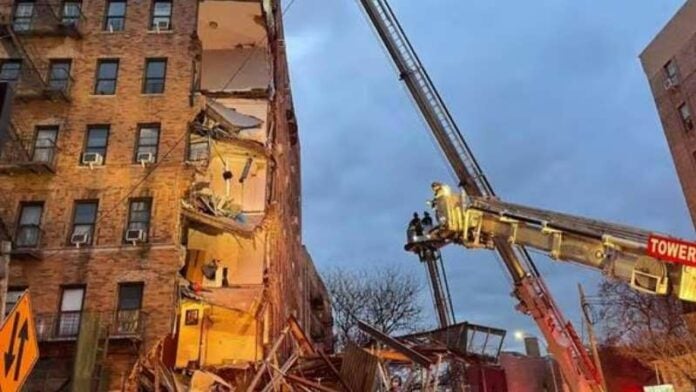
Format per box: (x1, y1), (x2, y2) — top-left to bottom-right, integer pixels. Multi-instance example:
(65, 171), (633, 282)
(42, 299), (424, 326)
(423, 186), (696, 302)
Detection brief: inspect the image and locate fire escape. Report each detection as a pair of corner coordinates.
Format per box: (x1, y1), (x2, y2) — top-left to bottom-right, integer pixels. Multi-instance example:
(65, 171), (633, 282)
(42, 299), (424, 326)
(0, 1), (85, 260)
(0, 1), (84, 176)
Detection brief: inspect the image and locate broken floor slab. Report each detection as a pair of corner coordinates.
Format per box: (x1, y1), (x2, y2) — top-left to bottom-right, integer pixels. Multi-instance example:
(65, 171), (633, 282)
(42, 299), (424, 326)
(181, 204), (262, 236)
(207, 100), (263, 131)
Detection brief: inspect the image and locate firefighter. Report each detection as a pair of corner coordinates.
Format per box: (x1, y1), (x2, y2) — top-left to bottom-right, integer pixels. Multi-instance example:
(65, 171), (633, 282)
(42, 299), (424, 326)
(407, 212), (423, 243)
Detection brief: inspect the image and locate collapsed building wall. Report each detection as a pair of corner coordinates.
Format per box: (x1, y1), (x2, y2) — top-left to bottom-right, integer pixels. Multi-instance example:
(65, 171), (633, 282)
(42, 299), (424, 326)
(0, 0), (331, 389)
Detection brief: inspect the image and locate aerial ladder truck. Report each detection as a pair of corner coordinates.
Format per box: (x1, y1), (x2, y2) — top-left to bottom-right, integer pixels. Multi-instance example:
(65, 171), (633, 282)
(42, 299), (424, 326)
(354, 0), (696, 390)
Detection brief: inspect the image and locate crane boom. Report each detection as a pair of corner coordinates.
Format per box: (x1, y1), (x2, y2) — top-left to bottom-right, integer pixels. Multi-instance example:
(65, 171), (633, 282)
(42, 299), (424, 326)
(357, 1), (604, 390)
(425, 190), (696, 302)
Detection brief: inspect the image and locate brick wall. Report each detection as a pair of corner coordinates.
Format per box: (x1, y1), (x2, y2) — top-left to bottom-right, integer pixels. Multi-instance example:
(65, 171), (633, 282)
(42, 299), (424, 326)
(641, 0), (696, 229)
(0, 0), (199, 387)
(0, 0), (330, 387)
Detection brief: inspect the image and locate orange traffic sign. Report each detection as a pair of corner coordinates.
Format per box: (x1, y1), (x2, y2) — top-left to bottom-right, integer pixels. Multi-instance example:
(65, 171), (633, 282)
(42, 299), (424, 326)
(0, 291), (38, 392)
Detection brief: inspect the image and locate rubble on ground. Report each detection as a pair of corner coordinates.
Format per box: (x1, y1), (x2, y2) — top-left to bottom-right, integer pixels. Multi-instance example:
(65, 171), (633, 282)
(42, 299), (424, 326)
(128, 316), (504, 391)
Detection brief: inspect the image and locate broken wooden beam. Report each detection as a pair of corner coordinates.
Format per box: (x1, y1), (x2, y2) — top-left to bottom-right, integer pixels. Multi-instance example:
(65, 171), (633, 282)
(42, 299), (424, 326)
(357, 321), (432, 367)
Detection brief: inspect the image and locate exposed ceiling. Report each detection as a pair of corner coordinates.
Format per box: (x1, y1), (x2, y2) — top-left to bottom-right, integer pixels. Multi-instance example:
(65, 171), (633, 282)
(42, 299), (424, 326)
(198, 1), (268, 50)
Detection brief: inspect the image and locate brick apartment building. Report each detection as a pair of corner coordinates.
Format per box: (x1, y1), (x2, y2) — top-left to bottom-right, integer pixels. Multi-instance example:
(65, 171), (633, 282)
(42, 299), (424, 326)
(641, 0), (696, 228)
(0, 0), (332, 390)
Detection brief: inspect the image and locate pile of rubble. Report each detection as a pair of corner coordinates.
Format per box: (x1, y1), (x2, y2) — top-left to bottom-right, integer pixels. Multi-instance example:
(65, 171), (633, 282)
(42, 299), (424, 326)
(127, 316), (505, 391)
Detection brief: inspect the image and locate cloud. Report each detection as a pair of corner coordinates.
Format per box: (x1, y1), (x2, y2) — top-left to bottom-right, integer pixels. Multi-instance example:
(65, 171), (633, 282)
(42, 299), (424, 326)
(284, 0), (690, 351)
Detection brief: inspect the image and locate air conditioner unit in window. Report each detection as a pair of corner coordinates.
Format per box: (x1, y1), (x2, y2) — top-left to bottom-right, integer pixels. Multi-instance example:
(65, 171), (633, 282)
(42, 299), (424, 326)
(664, 76), (680, 90)
(125, 229), (146, 244)
(155, 20), (170, 32)
(136, 152), (155, 166)
(70, 232), (89, 248)
(82, 152), (104, 168)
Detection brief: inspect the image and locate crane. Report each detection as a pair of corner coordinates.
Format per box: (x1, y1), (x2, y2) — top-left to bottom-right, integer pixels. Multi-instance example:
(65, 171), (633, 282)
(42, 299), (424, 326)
(356, 0), (605, 390)
(416, 186), (696, 303)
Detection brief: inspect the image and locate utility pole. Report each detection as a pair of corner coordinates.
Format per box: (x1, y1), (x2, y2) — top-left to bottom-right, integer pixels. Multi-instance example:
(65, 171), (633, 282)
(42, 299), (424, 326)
(578, 284), (608, 392)
(0, 240), (11, 322)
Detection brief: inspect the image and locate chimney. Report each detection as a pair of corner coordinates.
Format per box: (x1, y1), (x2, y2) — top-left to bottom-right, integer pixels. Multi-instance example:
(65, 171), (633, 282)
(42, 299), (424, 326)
(524, 336), (541, 357)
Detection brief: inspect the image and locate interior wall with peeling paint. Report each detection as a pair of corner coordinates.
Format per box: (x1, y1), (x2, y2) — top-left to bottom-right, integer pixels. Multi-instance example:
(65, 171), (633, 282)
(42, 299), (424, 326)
(187, 229), (265, 286)
(176, 300), (262, 368)
(207, 142), (267, 213)
(197, 1), (267, 50)
(201, 49), (271, 93)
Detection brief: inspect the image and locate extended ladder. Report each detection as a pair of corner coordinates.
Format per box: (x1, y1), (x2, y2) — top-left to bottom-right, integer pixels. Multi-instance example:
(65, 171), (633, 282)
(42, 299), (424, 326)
(357, 1), (604, 390)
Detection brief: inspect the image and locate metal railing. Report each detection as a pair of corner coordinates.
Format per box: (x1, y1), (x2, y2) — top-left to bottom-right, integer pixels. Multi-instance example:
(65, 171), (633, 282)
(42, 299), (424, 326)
(5, 1), (85, 37)
(0, 126), (58, 168)
(1, 65), (74, 100)
(34, 310), (147, 342)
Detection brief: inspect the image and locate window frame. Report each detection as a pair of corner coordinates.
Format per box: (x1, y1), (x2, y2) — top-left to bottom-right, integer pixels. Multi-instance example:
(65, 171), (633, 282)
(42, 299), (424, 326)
(125, 198), (152, 242)
(117, 282), (144, 311)
(5, 287), (27, 316)
(116, 282), (144, 335)
(103, 0), (126, 31)
(15, 201), (43, 248)
(665, 59), (679, 81)
(12, 0), (35, 32)
(187, 131), (209, 162)
(57, 284), (85, 338)
(142, 58), (167, 94)
(134, 123), (160, 163)
(0, 59), (22, 83)
(47, 59), (71, 92)
(150, 0), (172, 30)
(61, 0), (81, 25)
(82, 124), (110, 164)
(32, 125), (58, 163)
(679, 103), (693, 132)
(69, 200), (99, 245)
(94, 59), (119, 95)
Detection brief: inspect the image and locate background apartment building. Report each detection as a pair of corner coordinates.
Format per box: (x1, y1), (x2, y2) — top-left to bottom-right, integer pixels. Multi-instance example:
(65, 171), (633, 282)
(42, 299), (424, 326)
(0, 0), (332, 390)
(641, 0), (696, 229)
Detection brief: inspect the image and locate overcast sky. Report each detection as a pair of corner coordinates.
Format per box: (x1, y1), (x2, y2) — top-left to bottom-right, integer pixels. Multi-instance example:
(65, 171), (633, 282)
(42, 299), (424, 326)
(283, 0), (692, 351)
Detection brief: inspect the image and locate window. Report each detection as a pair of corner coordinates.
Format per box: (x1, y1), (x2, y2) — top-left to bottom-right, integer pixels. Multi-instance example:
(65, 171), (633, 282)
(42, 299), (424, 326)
(61, 0), (81, 25)
(15, 203), (42, 248)
(83, 125), (109, 162)
(94, 59), (119, 95)
(5, 288), (25, 315)
(32, 126), (58, 163)
(665, 59), (679, 82)
(150, 0), (171, 30)
(680, 103), (693, 131)
(116, 283), (143, 334)
(48, 60), (71, 92)
(0, 60), (22, 83)
(142, 58), (166, 94)
(135, 124), (159, 162)
(13, 0), (34, 32)
(126, 199), (151, 241)
(58, 286), (84, 337)
(70, 201), (98, 244)
(187, 133), (209, 161)
(104, 0), (126, 31)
